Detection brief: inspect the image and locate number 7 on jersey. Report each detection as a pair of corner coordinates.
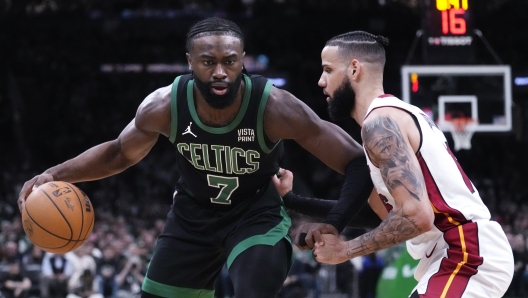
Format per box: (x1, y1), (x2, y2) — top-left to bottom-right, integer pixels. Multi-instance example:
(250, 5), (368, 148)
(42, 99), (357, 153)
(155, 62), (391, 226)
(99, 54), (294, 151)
(207, 175), (239, 205)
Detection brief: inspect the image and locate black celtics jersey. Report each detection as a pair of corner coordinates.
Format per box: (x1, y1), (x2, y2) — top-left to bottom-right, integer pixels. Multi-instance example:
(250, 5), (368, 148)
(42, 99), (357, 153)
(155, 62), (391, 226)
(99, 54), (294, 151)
(168, 74), (283, 209)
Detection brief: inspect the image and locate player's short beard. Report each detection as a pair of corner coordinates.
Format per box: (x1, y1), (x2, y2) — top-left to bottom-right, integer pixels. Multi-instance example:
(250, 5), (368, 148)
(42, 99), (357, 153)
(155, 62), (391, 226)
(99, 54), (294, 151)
(194, 74), (243, 109)
(327, 75), (355, 121)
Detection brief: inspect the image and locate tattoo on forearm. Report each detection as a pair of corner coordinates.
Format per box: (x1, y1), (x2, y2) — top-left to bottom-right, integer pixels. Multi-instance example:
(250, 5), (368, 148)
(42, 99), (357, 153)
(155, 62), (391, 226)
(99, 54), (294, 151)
(346, 206), (423, 258)
(363, 115), (424, 200)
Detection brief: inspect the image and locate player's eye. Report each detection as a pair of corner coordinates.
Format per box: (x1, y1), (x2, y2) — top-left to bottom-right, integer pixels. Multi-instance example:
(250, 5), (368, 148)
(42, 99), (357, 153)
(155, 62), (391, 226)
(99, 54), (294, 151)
(225, 60), (234, 65)
(203, 61), (214, 66)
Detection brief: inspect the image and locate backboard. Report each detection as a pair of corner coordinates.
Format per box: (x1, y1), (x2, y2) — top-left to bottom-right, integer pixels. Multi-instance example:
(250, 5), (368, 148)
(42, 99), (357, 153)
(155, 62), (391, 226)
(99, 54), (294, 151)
(401, 65), (512, 132)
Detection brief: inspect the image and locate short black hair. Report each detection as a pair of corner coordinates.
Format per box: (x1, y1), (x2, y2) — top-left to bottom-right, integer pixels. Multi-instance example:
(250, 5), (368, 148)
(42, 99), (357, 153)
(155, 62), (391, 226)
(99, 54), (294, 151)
(186, 17), (244, 52)
(326, 31), (388, 66)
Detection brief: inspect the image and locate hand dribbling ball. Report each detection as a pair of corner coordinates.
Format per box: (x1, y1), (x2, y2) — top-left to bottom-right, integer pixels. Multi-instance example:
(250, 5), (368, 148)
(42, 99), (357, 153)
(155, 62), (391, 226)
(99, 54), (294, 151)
(21, 181), (95, 254)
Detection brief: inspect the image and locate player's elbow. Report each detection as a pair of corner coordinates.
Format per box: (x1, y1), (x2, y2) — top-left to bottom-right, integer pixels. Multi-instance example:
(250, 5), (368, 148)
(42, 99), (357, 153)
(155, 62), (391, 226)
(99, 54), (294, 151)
(104, 140), (138, 171)
(415, 205), (435, 233)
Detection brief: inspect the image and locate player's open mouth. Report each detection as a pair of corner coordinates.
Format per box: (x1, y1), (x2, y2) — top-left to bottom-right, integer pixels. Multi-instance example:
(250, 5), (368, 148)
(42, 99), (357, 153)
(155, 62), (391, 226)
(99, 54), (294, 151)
(211, 84), (228, 95)
(323, 91), (330, 102)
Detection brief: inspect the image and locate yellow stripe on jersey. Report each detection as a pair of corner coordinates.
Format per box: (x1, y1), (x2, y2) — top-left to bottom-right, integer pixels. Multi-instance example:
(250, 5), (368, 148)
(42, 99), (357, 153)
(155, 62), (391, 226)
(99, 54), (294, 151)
(441, 225), (469, 298)
(430, 202), (461, 226)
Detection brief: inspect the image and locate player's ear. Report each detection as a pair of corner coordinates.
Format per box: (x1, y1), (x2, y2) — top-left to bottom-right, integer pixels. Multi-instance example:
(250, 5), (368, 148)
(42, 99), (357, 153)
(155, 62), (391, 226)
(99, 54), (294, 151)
(349, 59), (360, 81)
(186, 53), (192, 70)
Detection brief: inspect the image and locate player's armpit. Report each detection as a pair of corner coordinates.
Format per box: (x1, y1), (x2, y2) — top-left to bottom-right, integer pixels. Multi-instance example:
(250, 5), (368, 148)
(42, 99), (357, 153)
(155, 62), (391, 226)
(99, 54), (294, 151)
(368, 189), (388, 220)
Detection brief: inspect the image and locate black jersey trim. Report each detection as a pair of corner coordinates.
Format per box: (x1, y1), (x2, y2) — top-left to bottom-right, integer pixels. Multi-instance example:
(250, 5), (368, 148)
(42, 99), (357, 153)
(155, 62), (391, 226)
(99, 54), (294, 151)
(257, 81), (281, 153)
(169, 76), (182, 143)
(186, 74), (252, 134)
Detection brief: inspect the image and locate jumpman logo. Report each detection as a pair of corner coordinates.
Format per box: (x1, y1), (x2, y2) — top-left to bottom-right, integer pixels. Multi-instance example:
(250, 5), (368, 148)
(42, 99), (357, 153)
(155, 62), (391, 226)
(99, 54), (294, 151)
(182, 122), (197, 137)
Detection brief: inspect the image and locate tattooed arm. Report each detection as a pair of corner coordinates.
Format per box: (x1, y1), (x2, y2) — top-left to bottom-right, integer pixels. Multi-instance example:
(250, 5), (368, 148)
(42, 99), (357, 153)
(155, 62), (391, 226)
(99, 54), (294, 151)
(313, 110), (434, 264)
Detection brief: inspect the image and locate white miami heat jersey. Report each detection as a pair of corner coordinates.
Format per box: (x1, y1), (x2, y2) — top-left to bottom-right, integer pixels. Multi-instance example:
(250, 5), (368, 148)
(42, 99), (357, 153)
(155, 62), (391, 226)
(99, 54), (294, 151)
(363, 95), (491, 257)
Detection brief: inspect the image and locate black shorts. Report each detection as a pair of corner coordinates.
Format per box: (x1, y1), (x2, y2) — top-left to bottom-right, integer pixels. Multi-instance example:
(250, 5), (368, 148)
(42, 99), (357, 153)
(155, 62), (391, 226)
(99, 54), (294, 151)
(141, 183), (291, 297)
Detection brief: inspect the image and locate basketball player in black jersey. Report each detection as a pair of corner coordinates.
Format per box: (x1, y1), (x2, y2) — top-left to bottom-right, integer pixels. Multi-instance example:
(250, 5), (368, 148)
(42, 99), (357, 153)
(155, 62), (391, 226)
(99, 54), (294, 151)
(17, 18), (373, 297)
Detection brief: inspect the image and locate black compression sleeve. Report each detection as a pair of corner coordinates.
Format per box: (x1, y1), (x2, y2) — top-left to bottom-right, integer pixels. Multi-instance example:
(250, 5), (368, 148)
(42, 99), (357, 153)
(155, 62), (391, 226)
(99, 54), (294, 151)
(282, 191), (381, 229)
(282, 191), (335, 218)
(322, 157), (374, 232)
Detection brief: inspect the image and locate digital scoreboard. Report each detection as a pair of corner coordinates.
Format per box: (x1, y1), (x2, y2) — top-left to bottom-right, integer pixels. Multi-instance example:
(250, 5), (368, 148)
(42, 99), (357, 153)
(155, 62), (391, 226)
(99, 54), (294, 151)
(422, 0), (475, 64)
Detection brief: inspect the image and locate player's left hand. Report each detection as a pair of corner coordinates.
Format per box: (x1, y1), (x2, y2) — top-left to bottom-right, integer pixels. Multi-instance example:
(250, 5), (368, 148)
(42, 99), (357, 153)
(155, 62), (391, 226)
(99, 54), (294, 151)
(313, 234), (349, 264)
(295, 222), (338, 250)
(272, 168), (293, 197)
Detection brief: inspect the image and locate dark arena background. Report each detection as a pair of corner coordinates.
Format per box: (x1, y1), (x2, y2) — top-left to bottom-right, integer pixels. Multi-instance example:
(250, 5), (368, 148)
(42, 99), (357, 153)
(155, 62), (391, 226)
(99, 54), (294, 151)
(1, 1), (528, 297)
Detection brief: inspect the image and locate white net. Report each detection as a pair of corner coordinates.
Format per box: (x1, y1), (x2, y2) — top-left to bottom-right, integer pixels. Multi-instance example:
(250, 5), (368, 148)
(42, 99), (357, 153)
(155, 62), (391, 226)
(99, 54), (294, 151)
(441, 120), (478, 151)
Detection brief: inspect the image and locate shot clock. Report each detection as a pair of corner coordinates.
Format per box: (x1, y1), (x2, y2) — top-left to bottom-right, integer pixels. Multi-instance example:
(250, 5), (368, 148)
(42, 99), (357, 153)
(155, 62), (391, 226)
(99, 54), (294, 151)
(421, 0), (475, 64)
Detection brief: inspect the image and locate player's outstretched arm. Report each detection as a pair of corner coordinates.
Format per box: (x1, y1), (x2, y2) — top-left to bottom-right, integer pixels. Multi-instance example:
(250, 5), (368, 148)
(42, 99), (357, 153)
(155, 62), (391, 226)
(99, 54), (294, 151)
(313, 110), (434, 264)
(18, 86), (171, 211)
(265, 87), (374, 248)
(272, 168), (381, 229)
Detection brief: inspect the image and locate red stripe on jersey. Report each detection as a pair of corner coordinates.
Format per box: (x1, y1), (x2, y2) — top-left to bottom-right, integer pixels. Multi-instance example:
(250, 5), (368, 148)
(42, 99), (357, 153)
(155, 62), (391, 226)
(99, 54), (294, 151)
(446, 145), (475, 193)
(417, 153), (468, 232)
(422, 223), (482, 297)
(378, 94), (394, 98)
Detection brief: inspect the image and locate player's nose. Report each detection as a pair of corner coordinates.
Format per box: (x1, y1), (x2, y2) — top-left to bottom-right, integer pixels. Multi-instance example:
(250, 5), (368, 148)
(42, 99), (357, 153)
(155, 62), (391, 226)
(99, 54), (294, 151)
(318, 75), (326, 88)
(212, 64), (227, 80)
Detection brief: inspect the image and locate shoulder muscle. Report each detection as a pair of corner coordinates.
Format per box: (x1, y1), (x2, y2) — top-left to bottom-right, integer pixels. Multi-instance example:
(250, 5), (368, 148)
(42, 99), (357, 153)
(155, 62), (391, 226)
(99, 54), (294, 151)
(135, 85), (172, 137)
(264, 87), (322, 142)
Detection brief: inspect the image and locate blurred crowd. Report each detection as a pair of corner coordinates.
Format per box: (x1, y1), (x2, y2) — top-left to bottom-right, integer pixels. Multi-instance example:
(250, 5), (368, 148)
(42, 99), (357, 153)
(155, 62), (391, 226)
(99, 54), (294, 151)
(0, 209), (162, 298)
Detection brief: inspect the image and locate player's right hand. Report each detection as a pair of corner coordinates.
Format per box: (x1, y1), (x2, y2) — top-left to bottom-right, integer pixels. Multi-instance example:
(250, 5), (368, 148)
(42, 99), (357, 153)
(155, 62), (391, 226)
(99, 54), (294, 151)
(18, 173), (55, 212)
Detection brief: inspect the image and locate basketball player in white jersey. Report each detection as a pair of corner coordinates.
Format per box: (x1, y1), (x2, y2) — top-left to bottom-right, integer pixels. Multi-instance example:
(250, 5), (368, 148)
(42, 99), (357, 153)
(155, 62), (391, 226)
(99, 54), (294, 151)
(273, 31), (513, 297)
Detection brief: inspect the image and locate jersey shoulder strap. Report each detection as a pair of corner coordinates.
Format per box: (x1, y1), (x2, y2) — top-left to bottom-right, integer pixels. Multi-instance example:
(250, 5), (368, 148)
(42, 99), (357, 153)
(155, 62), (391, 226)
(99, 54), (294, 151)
(248, 75), (277, 153)
(169, 74), (193, 143)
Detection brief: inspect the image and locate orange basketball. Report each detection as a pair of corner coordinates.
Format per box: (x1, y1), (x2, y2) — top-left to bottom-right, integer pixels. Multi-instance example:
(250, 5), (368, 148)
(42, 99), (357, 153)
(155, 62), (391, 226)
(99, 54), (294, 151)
(21, 181), (95, 254)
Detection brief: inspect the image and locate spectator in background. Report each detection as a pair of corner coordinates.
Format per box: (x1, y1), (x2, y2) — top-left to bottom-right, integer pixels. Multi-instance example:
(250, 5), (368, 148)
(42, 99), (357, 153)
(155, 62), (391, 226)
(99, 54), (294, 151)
(280, 247), (320, 298)
(67, 243), (98, 297)
(136, 229), (157, 261)
(66, 269), (103, 298)
(95, 246), (121, 297)
(40, 252), (73, 298)
(359, 253), (384, 298)
(523, 236), (528, 296)
(507, 233), (528, 297)
(20, 246), (44, 297)
(0, 242), (21, 265)
(114, 243), (144, 298)
(335, 237), (355, 298)
(0, 221), (14, 245)
(0, 260), (31, 298)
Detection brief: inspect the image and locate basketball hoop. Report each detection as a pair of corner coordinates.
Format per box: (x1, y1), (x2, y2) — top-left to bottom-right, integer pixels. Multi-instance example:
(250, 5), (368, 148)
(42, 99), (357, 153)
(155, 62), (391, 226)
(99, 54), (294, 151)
(442, 118), (478, 151)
